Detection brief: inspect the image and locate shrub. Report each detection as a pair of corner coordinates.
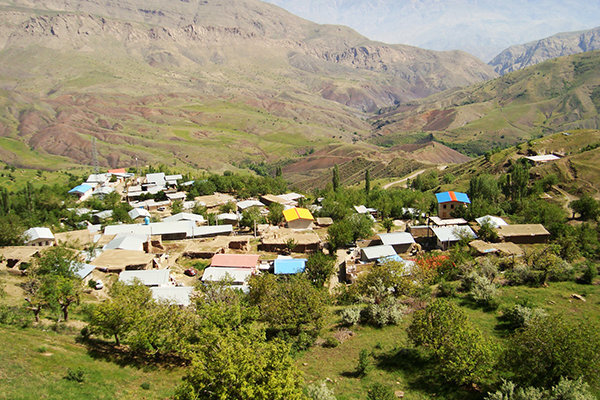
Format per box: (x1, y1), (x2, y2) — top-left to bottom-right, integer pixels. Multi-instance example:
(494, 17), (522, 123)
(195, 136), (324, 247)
(0, 305), (32, 328)
(361, 300), (407, 327)
(305, 381), (337, 400)
(502, 304), (547, 330)
(366, 383), (395, 400)
(356, 348), (371, 377)
(469, 275), (498, 307)
(64, 367), (86, 383)
(87, 279), (97, 289)
(140, 382), (151, 390)
(340, 306), (362, 326)
(322, 335), (340, 348)
(436, 280), (457, 297)
(580, 262), (597, 284)
(485, 377), (595, 400)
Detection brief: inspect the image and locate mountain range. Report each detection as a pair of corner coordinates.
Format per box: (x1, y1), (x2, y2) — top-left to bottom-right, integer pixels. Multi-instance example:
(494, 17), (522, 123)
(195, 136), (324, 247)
(261, 0), (600, 62)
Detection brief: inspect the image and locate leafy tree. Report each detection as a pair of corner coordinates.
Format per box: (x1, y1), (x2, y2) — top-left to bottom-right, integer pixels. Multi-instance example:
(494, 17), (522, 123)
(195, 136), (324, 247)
(570, 194), (600, 221)
(305, 381), (336, 400)
(356, 348), (371, 377)
(469, 174), (500, 204)
(219, 201), (237, 214)
(501, 161), (529, 203)
(21, 278), (47, 323)
(171, 200), (183, 214)
(332, 165), (340, 192)
(305, 252), (337, 288)
(408, 298), (493, 385)
(249, 274), (327, 338)
(485, 377), (595, 400)
(89, 281), (153, 346)
(382, 218), (394, 233)
(352, 261), (415, 303)
(0, 215), (25, 246)
(478, 219), (499, 242)
(365, 169), (371, 196)
(327, 214), (374, 252)
(34, 246), (81, 278)
(174, 333), (306, 400)
(43, 274), (82, 321)
(240, 207), (266, 229)
(505, 315), (600, 388)
(268, 202), (284, 225)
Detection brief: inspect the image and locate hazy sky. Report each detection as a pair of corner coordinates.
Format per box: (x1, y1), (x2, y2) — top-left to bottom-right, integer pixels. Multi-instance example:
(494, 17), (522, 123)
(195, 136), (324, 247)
(262, 0), (600, 61)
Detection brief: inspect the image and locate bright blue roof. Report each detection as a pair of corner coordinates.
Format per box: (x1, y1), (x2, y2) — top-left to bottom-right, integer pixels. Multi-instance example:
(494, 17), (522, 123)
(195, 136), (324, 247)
(274, 259), (307, 275)
(69, 184), (93, 194)
(435, 191), (471, 204)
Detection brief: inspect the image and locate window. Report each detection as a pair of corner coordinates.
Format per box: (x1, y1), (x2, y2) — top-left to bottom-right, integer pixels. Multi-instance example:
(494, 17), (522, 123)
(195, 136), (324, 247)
(451, 204), (454, 209)
(443, 204), (447, 209)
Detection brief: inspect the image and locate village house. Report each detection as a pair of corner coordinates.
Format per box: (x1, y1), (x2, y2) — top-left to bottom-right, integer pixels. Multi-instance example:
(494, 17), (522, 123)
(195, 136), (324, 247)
(0, 246), (41, 269)
(360, 245), (397, 263)
(150, 286), (195, 306)
(163, 212), (206, 225)
(496, 224), (551, 244)
(128, 207), (151, 221)
(475, 215), (509, 228)
(22, 227), (55, 247)
(274, 257), (307, 275)
(86, 173), (111, 188)
(524, 154), (561, 164)
(428, 216), (468, 227)
(377, 232), (417, 254)
(119, 269), (171, 287)
(68, 184), (94, 202)
(283, 207), (314, 230)
(431, 225), (477, 251)
(260, 194), (297, 207)
(435, 191), (471, 219)
(91, 249), (156, 272)
(259, 228), (321, 253)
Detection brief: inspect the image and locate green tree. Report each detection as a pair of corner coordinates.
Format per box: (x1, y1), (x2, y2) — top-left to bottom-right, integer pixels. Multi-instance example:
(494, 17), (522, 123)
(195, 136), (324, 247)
(0, 215), (24, 246)
(356, 348), (371, 377)
(240, 208), (266, 229)
(332, 165), (340, 192)
(408, 298), (493, 385)
(478, 219), (499, 242)
(570, 194), (600, 221)
(382, 218), (394, 233)
(21, 277), (47, 323)
(327, 214), (374, 252)
(365, 169), (371, 196)
(305, 252), (337, 288)
(174, 333), (307, 400)
(219, 201), (237, 214)
(171, 200), (183, 214)
(502, 162), (529, 203)
(268, 202), (285, 225)
(505, 315), (600, 388)
(366, 383), (395, 400)
(43, 274), (82, 321)
(34, 246), (80, 278)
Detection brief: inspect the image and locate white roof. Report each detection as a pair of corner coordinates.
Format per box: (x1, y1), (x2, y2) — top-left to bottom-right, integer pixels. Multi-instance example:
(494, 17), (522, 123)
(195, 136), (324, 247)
(475, 215), (508, 228)
(166, 192), (187, 201)
(151, 286), (195, 306)
(104, 221), (194, 237)
(181, 181), (195, 187)
(217, 213), (239, 221)
(432, 226), (477, 243)
(23, 227), (54, 242)
(202, 267), (254, 284)
(361, 245), (397, 261)
(429, 216), (468, 226)
(165, 174), (183, 181)
(73, 262), (96, 279)
(128, 208), (151, 220)
(119, 269), (170, 286)
(354, 205), (369, 214)
(163, 212), (205, 224)
(146, 173), (166, 186)
(104, 234), (147, 252)
(93, 210), (113, 219)
(86, 173), (110, 184)
(237, 200), (265, 210)
(192, 225), (233, 237)
(278, 193), (304, 201)
(525, 154), (561, 162)
(93, 186), (115, 196)
(378, 232), (416, 246)
(146, 186), (166, 195)
(182, 201), (196, 210)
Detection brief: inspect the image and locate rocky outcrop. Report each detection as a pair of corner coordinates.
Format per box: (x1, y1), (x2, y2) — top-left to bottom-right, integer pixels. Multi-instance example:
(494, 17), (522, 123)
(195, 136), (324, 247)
(490, 26), (600, 75)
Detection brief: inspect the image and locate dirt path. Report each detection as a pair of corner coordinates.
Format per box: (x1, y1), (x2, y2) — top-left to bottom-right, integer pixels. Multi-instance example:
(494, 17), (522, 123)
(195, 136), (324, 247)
(552, 185), (578, 215)
(382, 169), (426, 189)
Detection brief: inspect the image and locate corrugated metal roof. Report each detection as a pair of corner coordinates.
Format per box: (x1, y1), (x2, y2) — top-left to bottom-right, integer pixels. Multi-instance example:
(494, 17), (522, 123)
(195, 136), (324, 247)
(163, 212), (205, 223)
(283, 207), (314, 222)
(23, 227), (54, 241)
(361, 245), (397, 261)
(378, 232), (416, 246)
(69, 184), (93, 194)
(128, 208), (151, 219)
(237, 200), (265, 210)
(104, 234), (147, 252)
(525, 155), (561, 162)
(435, 191), (471, 204)
(274, 258), (307, 274)
(432, 226), (477, 243)
(475, 215), (508, 228)
(202, 267), (254, 284)
(73, 262), (96, 279)
(354, 205), (369, 214)
(211, 254), (260, 268)
(192, 225), (233, 237)
(119, 269), (170, 286)
(151, 286), (194, 306)
(429, 217), (468, 226)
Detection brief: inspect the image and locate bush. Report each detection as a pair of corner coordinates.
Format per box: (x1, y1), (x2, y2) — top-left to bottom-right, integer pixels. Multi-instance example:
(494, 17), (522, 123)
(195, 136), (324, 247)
(356, 348), (371, 377)
(485, 377), (595, 400)
(469, 275), (498, 307)
(306, 381), (337, 400)
(367, 383), (395, 400)
(140, 382), (151, 390)
(502, 304), (547, 330)
(87, 279), (97, 289)
(340, 306), (362, 326)
(0, 305), (32, 328)
(322, 335), (340, 348)
(580, 262), (597, 284)
(64, 367), (86, 383)
(436, 280), (457, 297)
(361, 300), (407, 327)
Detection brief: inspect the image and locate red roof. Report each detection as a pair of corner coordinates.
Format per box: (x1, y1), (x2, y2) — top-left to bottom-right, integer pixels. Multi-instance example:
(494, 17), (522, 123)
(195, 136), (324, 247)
(108, 168), (126, 174)
(211, 254), (260, 268)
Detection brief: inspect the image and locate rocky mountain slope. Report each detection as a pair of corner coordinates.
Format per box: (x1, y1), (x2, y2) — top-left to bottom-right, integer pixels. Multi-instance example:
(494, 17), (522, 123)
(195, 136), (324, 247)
(490, 26), (600, 75)
(0, 0), (496, 172)
(372, 51), (600, 155)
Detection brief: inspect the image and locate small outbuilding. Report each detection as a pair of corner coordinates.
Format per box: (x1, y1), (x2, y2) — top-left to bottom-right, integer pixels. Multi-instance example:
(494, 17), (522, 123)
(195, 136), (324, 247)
(283, 207), (314, 230)
(22, 227), (55, 247)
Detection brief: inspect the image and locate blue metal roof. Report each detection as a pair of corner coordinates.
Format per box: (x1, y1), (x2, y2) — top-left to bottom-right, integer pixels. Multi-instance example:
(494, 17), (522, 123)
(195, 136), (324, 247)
(435, 191), (471, 204)
(69, 184), (93, 194)
(274, 259), (307, 275)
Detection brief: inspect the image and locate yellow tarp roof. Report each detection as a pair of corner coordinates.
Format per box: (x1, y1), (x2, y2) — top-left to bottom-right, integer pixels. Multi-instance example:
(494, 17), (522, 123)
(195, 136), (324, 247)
(283, 207), (314, 222)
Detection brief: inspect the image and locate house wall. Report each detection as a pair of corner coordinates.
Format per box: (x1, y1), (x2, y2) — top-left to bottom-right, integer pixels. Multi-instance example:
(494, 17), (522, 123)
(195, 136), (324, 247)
(502, 234), (550, 245)
(26, 239), (55, 247)
(287, 220), (313, 230)
(438, 201), (465, 219)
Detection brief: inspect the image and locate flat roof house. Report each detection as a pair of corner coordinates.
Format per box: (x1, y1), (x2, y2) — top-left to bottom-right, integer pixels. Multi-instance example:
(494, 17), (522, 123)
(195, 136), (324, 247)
(274, 258), (307, 275)
(377, 232), (416, 254)
(283, 207), (314, 230)
(210, 254), (260, 269)
(68, 184), (94, 202)
(360, 245), (397, 263)
(151, 286), (195, 306)
(496, 224), (550, 244)
(431, 225), (477, 251)
(435, 191), (470, 219)
(202, 267), (254, 286)
(119, 269), (171, 287)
